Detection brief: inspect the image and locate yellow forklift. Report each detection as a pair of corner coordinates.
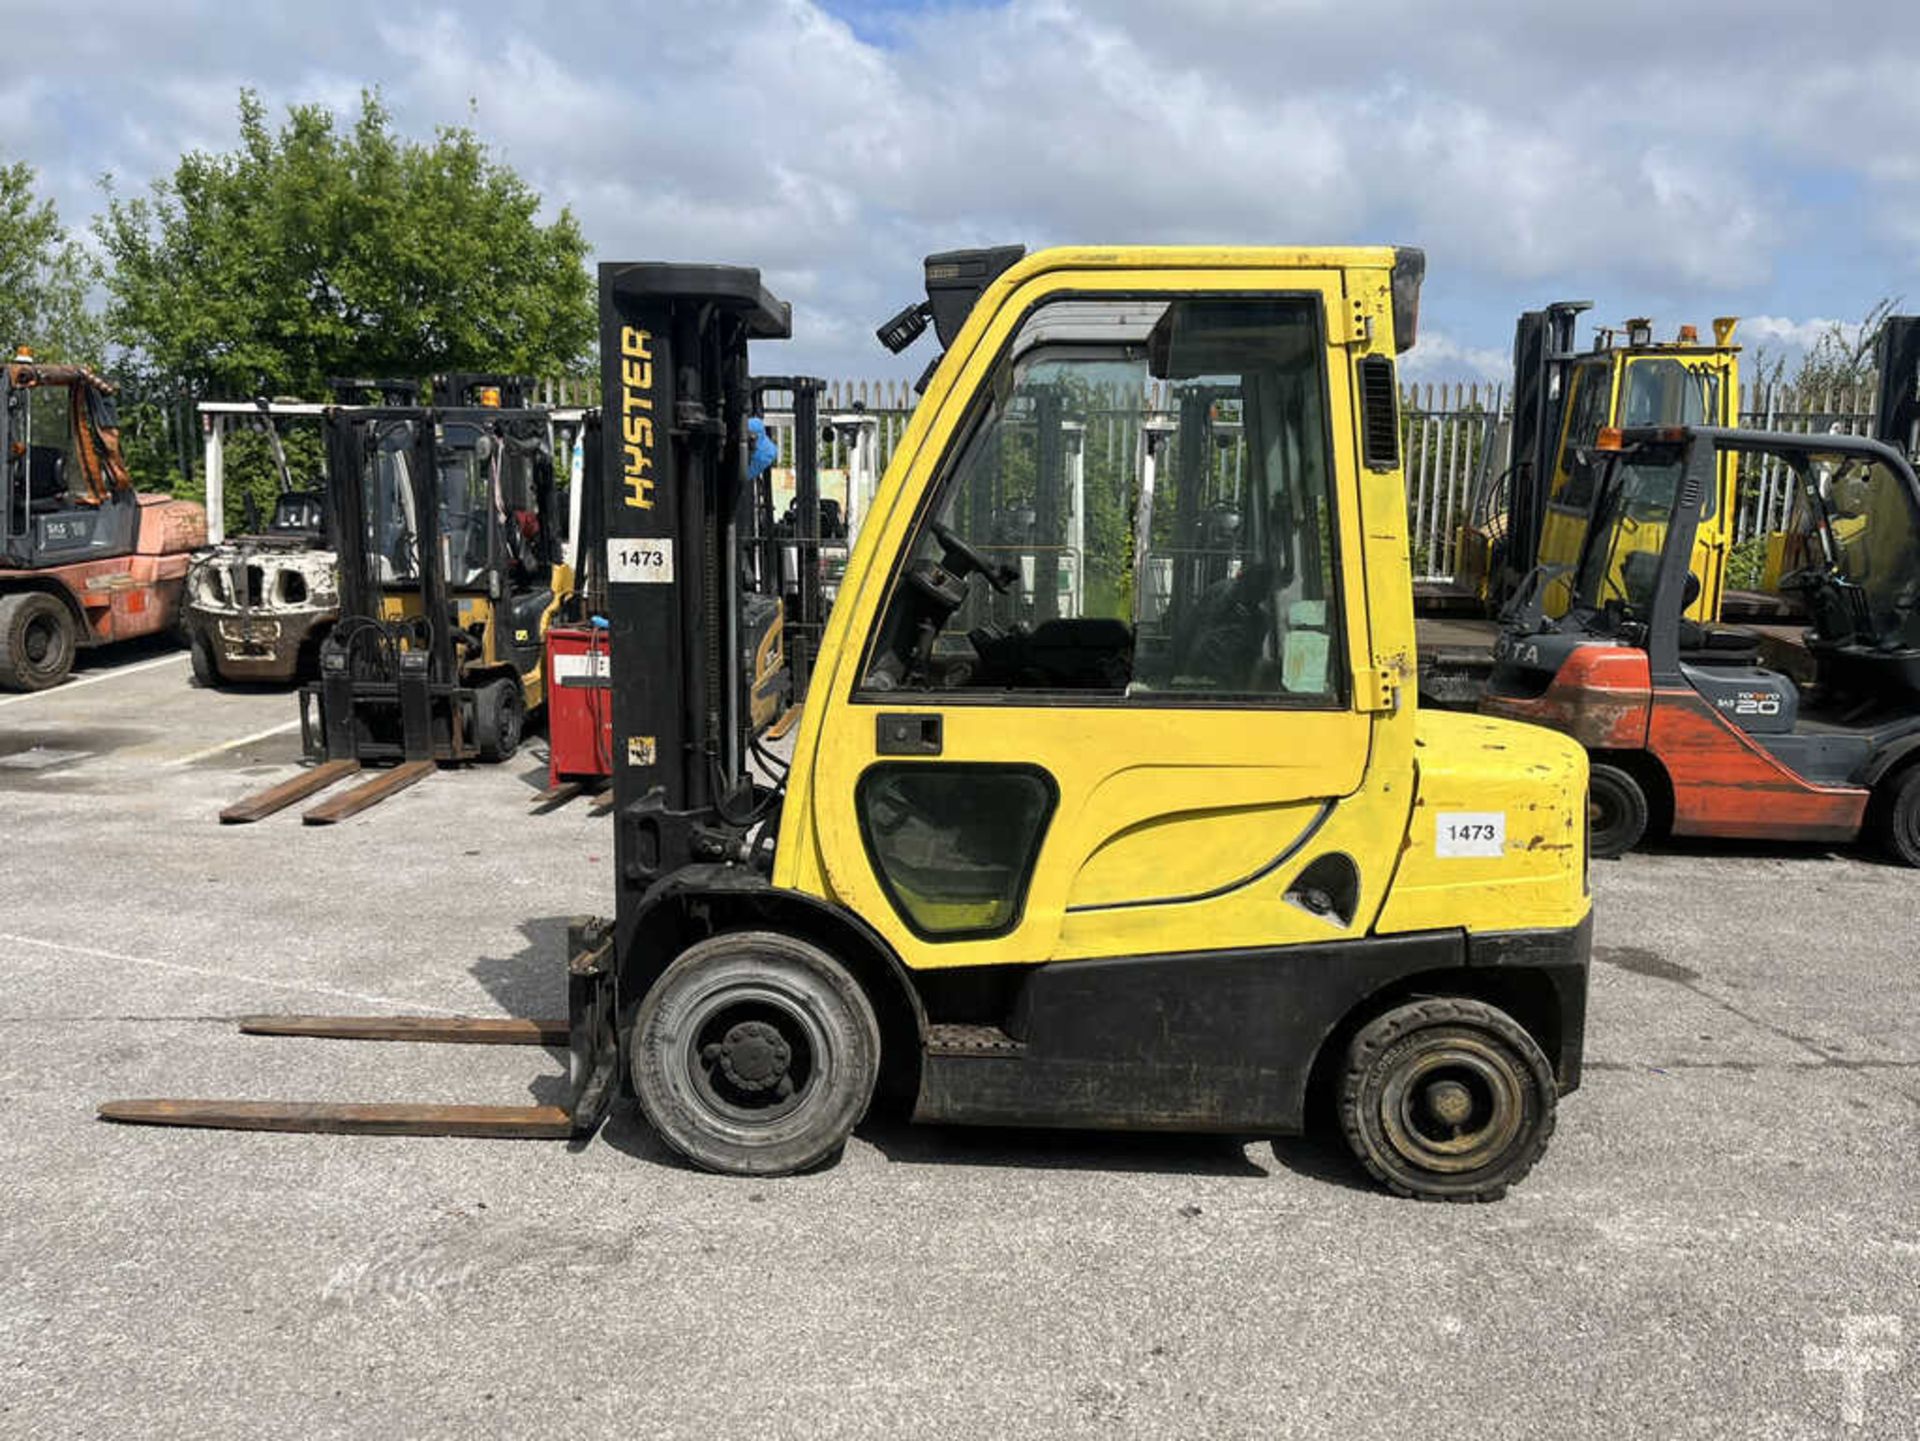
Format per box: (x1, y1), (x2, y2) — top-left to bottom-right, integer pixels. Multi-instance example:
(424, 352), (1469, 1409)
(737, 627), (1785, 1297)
(105, 246), (1593, 1202)
(220, 376), (573, 823)
(1418, 305), (1742, 703)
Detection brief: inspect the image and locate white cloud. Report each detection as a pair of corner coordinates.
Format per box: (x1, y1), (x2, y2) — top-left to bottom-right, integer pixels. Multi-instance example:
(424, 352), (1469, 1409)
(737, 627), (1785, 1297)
(1400, 330), (1509, 385)
(10, 0), (1920, 377)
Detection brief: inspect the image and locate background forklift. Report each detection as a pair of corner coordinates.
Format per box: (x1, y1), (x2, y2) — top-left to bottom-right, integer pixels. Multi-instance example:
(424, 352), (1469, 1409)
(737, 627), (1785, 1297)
(1483, 424), (1920, 861)
(221, 375), (572, 823)
(0, 349), (207, 689)
(105, 245), (1593, 1204)
(1416, 307), (1741, 705)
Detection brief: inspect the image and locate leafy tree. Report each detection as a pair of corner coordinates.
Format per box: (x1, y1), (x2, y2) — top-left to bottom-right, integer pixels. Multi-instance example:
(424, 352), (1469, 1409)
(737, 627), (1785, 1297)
(0, 159), (103, 363)
(97, 89), (593, 403)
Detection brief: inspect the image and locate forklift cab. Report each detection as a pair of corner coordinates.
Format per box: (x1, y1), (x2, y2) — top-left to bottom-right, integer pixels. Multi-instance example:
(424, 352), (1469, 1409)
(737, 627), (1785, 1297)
(1454, 308), (1738, 619)
(306, 401), (566, 773)
(1, 361), (139, 569)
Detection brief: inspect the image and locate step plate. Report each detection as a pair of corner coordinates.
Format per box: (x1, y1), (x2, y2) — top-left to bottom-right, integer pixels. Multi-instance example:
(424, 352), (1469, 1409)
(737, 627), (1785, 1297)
(98, 1098), (573, 1139)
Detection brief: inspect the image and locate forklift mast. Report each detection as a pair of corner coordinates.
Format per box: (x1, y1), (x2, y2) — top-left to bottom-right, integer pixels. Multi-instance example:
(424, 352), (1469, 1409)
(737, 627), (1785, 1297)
(1874, 316), (1920, 461)
(598, 263), (793, 936)
(1501, 301), (1592, 602)
(750, 374), (826, 692)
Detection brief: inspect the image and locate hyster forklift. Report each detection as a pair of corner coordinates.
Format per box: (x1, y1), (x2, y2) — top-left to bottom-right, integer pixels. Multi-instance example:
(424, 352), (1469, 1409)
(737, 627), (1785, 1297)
(1, 351), (207, 689)
(1417, 307), (1741, 705)
(1483, 425), (1920, 861)
(105, 247), (1594, 1203)
(220, 377), (573, 823)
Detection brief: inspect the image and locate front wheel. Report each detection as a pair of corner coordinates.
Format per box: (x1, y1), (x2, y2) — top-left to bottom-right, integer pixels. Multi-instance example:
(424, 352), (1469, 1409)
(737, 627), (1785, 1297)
(1336, 998), (1558, 1202)
(633, 931), (880, 1176)
(472, 677), (524, 762)
(1588, 761), (1649, 858)
(0, 592), (77, 692)
(188, 629), (219, 688)
(1875, 764), (1920, 868)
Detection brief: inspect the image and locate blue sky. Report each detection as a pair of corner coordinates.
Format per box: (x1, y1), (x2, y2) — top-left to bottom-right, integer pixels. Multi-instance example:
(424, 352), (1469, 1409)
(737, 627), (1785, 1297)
(6, 0), (1919, 384)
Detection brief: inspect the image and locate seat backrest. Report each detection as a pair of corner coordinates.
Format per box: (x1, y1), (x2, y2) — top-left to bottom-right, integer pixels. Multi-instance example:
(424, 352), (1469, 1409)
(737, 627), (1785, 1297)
(26, 446), (65, 502)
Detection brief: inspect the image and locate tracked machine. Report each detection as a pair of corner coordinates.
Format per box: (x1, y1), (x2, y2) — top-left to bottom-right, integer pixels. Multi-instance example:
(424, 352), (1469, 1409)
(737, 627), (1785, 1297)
(0, 351), (206, 690)
(105, 246), (1594, 1202)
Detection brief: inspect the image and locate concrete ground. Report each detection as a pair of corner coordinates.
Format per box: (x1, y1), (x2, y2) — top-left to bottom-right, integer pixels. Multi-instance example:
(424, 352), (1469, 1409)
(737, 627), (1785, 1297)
(1, 643), (1917, 1440)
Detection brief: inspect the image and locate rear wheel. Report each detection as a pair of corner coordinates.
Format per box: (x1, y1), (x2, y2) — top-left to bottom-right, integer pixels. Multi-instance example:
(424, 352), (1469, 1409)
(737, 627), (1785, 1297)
(1337, 998), (1558, 1202)
(0, 592), (77, 692)
(1875, 764), (1920, 868)
(633, 931), (880, 1176)
(472, 677), (524, 762)
(1588, 761), (1649, 858)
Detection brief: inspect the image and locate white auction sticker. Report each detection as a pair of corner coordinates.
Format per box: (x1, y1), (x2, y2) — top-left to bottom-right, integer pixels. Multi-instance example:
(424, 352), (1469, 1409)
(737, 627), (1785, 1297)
(1435, 811), (1506, 858)
(552, 651), (610, 682)
(609, 538), (675, 584)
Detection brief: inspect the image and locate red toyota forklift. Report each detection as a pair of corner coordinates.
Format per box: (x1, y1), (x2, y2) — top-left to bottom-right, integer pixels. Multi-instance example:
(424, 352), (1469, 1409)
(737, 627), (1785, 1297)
(1483, 424), (1920, 860)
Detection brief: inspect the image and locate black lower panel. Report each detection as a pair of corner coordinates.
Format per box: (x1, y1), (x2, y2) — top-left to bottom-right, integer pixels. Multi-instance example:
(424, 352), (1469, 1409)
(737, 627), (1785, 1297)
(912, 925), (1589, 1134)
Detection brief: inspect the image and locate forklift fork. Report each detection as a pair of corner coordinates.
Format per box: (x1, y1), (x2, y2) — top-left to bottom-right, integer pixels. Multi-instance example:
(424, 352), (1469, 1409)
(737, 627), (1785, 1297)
(99, 923), (620, 1139)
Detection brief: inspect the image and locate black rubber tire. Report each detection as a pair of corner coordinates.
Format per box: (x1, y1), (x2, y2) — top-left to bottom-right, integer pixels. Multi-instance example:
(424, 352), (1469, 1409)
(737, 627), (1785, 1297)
(1337, 997), (1558, 1203)
(633, 930), (880, 1176)
(1588, 761), (1649, 858)
(188, 629), (219, 688)
(473, 677), (524, 762)
(0, 591), (77, 692)
(1875, 764), (1920, 868)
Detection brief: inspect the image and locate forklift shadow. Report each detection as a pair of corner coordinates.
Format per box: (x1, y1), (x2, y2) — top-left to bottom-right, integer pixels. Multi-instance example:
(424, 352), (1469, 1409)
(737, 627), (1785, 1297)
(858, 1115), (1372, 1187)
(466, 915), (572, 1034)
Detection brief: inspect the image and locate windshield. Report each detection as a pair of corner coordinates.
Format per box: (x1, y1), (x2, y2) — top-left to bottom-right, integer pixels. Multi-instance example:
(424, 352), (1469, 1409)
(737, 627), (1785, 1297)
(438, 422), (494, 590)
(1571, 450), (1689, 614)
(367, 423), (419, 584)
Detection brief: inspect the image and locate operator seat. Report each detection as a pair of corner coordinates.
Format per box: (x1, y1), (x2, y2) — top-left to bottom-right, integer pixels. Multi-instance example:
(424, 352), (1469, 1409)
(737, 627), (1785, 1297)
(1676, 572), (1762, 667)
(26, 446), (67, 513)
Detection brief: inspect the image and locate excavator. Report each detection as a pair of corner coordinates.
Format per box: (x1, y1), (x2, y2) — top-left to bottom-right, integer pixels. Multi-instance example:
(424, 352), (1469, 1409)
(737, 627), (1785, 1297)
(103, 245), (1593, 1203)
(0, 350), (206, 689)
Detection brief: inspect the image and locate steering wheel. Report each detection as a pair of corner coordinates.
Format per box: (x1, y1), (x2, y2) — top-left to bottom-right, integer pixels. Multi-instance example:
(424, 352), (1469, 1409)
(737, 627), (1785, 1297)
(929, 520), (1014, 593)
(1776, 567), (1827, 594)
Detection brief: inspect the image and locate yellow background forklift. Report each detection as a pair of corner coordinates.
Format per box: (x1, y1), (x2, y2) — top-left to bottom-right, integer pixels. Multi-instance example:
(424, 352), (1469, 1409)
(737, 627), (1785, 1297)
(107, 246), (1593, 1202)
(221, 376), (574, 823)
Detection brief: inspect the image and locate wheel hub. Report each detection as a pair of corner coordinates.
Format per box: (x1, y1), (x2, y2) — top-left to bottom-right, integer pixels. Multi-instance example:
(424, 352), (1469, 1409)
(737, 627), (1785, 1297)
(714, 1020), (792, 1093)
(1423, 1078), (1474, 1128)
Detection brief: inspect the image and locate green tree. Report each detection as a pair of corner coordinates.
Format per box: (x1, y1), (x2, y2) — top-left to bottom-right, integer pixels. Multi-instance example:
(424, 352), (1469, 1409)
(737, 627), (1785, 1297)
(97, 89), (593, 402)
(0, 159), (103, 363)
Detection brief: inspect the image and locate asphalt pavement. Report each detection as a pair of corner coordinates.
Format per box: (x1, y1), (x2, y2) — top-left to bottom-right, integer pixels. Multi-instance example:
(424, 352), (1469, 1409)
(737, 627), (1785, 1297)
(1, 642), (1916, 1439)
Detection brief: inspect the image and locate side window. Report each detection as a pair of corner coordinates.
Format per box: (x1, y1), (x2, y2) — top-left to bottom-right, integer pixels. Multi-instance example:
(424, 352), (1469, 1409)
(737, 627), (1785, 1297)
(860, 294), (1345, 706)
(857, 764), (1056, 939)
(1551, 362), (1613, 512)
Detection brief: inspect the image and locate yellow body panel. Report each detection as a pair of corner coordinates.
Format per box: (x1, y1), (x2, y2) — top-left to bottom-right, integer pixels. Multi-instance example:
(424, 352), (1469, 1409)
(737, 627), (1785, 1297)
(372, 554), (573, 709)
(772, 246), (1587, 973)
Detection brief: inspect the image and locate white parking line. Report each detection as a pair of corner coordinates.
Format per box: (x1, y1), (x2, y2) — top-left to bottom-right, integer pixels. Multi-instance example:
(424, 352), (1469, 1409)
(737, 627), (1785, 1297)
(169, 717), (304, 768)
(0, 651), (190, 708)
(0, 931), (443, 1013)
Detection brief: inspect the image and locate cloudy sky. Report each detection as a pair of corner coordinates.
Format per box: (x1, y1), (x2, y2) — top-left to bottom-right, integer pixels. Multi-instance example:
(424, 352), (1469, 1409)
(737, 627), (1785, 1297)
(7, 0), (1919, 383)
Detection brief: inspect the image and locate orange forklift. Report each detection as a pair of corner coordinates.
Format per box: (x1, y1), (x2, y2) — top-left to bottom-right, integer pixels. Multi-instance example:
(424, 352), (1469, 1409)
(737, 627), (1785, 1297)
(1484, 424), (1920, 861)
(0, 351), (206, 689)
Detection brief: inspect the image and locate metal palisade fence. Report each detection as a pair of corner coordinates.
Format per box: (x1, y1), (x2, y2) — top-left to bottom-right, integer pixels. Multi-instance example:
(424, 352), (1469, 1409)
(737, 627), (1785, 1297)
(125, 369), (1885, 582)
